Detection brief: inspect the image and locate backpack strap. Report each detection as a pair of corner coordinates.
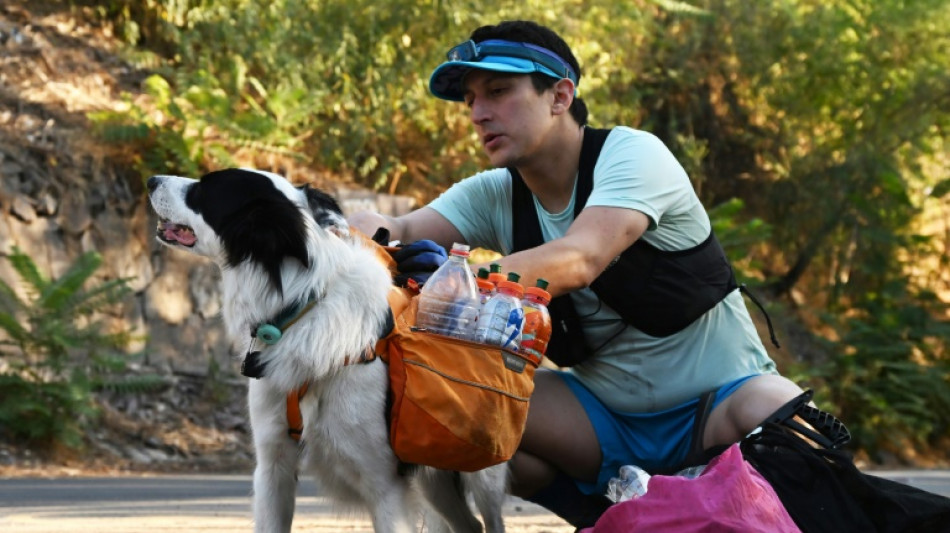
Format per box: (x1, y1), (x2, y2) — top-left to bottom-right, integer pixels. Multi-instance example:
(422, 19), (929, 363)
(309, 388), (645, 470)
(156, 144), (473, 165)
(510, 127), (612, 367)
(761, 389), (851, 449)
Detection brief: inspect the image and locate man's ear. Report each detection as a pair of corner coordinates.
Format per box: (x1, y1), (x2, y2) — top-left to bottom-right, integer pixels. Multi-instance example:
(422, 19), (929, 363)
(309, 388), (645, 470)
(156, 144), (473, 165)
(551, 78), (576, 115)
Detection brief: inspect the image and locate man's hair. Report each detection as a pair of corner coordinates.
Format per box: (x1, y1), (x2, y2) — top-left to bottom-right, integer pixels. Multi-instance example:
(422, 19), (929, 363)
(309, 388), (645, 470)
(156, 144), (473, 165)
(470, 20), (589, 126)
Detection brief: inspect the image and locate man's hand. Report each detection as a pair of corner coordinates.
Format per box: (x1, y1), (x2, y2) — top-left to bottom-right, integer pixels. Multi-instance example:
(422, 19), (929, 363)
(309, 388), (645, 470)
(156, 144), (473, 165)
(391, 240), (447, 287)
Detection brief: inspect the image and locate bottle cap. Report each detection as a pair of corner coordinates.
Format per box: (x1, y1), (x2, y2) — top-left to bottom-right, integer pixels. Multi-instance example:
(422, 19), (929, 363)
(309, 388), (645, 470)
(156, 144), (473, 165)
(497, 280), (525, 298)
(488, 264), (505, 285)
(477, 267), (490, 279)
(476, 278), (495, 293)
(506, 271), (522, 283)
(535, 278), (549, 290)
(449, 242), (470, 257)
(526, 286), (551, 304)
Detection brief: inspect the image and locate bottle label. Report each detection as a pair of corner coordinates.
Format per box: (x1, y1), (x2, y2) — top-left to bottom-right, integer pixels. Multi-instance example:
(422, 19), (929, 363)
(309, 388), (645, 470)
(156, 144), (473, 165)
(476, 301), (524, 350)
(520, 307), (551, 356)
(500, 308), (524, 350)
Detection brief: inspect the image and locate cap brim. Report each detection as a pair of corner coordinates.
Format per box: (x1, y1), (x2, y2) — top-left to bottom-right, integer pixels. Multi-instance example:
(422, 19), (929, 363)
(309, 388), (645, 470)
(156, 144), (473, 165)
(429, 56), (561, 102)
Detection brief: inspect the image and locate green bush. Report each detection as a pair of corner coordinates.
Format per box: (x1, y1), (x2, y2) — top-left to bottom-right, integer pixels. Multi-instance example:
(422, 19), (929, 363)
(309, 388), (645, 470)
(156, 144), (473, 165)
(0, 248), (140, 449)
(791, 280), (950, 459)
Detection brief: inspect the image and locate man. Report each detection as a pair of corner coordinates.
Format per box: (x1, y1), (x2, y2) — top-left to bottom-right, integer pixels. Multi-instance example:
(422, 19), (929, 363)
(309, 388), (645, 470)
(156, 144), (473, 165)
(349, 20), (804, 527)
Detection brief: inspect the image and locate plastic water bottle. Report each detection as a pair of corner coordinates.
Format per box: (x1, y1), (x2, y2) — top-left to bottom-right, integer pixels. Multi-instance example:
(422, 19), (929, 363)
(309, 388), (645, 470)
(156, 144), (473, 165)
(474, 273), (525, 350)
(475, 267), (495, 305)
(415, 243), (480, 339)
(520, 278), (552, 359)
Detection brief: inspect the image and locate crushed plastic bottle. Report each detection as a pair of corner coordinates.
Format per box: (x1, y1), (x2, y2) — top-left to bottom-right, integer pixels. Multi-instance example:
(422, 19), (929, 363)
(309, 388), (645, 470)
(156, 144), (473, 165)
(605, 464), (652, 503)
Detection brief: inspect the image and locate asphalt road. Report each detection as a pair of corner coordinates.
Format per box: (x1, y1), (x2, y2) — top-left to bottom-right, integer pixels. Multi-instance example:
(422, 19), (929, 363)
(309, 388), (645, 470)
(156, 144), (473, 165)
(1, 471), (948, 532)
(0, 474), (572, 533)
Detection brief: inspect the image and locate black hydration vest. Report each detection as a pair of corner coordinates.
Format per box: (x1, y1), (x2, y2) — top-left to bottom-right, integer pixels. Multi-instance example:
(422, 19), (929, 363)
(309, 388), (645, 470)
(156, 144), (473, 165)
(510, 127), (740, 367)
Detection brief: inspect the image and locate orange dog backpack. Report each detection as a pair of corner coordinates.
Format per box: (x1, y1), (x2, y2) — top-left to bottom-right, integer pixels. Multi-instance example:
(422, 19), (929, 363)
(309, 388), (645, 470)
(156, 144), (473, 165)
(376, 287), (539, 472)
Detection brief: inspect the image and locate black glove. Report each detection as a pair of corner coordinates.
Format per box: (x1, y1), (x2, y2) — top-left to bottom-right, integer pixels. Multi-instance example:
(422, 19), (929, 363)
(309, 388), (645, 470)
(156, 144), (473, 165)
(391, 240), (447, 288)
(371, 227), (391, 245)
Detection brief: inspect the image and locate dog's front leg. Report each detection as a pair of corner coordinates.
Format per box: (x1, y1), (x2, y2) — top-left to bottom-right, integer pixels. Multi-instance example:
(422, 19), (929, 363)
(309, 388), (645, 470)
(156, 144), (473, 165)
(367, 488), (417, 533)
(248, 379), (300, 533)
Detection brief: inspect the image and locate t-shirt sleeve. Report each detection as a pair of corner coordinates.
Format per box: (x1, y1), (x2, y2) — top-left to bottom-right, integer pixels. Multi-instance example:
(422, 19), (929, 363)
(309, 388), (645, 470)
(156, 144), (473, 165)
(586, 127), (696, 231)
(427, 168), (513, 254)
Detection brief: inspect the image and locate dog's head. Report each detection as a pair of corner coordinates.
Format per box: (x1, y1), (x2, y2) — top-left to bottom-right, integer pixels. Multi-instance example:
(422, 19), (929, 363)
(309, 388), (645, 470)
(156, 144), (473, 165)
(147, 168), (347, 293)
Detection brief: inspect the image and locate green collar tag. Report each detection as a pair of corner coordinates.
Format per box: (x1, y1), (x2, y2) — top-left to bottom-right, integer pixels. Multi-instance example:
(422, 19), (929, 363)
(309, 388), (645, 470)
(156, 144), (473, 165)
(255, 324), (282, 345)
(251, 290), (318, 346)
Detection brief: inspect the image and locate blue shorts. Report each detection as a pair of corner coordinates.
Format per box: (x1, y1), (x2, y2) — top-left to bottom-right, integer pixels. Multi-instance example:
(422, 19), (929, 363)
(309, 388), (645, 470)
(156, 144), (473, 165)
(557, 372), (757, 495)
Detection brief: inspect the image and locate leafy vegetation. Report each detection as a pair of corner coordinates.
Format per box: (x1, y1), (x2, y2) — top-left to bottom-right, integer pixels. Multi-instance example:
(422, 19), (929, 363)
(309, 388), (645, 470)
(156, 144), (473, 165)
(82, 0), (950, 459)
(0, 248), (151, 449)
(807, 282), (950, 457)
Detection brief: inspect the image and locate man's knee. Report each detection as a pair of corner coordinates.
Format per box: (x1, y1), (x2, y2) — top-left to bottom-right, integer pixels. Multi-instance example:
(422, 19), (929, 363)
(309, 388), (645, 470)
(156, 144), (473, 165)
(508, 451), (558, 498)
(705, 374), (803, 448)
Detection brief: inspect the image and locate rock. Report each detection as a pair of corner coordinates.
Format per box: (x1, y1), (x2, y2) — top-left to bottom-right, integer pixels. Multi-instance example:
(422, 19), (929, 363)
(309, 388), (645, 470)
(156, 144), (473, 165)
(335, 188), (416, 217)
(0, 161), (23, 182)
(189, 263), (221, 319)
(35, 192), (56, 216)
(5, 215), (71, 279)
(91, 206), (154, 292)
(144, 254), (195, 325)
(0, 214), (12, 253)
(58, 192), (92, 236)
(10, 194), (35, 222)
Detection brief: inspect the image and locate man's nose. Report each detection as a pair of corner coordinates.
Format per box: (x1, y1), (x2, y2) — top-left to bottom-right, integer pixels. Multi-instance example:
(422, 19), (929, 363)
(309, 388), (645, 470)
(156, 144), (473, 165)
(470, 100), (490, 125)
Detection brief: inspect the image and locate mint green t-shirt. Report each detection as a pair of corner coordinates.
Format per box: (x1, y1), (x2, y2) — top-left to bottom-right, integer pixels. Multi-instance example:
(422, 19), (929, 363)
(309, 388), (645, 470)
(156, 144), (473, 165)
(429, 127), (777, 413)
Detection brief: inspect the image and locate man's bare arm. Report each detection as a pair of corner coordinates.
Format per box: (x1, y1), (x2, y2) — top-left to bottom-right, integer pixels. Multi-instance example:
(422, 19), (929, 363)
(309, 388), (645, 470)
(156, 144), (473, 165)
(475, 206), (650, 297)
(348, 206), (466, 249)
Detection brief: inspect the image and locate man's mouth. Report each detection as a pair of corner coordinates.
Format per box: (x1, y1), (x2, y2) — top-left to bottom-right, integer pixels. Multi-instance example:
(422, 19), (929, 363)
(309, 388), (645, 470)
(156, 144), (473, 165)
(156, 218), (197, 247)
(483, 133), (503, 150)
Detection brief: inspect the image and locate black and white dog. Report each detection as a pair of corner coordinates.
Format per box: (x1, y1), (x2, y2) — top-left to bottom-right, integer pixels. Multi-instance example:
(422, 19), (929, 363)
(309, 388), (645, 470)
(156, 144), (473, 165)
(147, 169), (507, 533)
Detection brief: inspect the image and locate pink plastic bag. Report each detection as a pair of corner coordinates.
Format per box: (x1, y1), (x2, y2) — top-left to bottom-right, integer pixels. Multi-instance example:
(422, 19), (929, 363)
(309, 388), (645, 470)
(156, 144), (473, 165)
(582, 444), (800, 532)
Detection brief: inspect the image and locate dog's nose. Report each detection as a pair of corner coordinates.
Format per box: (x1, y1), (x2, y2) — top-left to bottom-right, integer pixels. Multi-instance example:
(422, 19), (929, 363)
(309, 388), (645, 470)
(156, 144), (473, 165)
(146, 176), (161, 193)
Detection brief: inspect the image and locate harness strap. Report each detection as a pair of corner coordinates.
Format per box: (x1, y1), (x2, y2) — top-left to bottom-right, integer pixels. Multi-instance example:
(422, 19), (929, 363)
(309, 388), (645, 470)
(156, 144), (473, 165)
(687, 391), (716, 463)
(664, 390), (720, 473)
(739, 283), (780, 348)
(286, 382), (310, 442)
(510, 127), (611, 367)
(343, 346), (378, 366)
(284, 286), (407, 444)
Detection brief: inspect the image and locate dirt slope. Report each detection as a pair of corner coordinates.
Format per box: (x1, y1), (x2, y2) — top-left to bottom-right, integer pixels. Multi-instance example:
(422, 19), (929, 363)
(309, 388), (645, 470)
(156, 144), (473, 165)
(0, 0), (254, 476)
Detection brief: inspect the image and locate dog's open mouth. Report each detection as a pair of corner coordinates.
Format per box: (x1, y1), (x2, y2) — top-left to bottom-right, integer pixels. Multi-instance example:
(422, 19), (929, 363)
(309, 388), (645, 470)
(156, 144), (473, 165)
(156, 218), (197, 247)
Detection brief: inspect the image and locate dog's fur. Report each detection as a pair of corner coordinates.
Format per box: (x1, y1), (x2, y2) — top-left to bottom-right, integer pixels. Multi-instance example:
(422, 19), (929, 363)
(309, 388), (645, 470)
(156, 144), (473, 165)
(147, 168), (507, 533)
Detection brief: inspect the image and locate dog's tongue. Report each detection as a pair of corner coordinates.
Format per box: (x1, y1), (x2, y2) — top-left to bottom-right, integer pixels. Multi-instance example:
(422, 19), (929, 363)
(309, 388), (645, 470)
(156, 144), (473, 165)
(161, 222), (196, 246)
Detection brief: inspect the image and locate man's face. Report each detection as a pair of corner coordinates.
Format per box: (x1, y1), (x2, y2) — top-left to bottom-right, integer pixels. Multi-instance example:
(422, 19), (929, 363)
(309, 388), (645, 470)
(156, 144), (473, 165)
(461, 71), (555, 168)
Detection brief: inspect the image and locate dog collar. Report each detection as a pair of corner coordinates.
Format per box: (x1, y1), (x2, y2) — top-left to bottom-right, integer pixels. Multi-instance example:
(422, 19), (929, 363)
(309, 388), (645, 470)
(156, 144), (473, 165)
(241, 292), (397, 379)
(241, 291), (318, 379)
(253, 290), (318, 345)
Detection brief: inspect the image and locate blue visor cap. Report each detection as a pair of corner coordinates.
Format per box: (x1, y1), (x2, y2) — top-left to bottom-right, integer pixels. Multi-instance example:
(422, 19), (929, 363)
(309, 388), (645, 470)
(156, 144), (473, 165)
(429, 39), (578, 101)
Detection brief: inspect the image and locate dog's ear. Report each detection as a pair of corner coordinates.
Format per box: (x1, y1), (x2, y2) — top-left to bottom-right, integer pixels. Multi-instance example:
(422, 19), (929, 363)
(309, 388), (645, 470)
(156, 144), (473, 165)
(302, 186), (348, 232)
(218, 197), (311, 295)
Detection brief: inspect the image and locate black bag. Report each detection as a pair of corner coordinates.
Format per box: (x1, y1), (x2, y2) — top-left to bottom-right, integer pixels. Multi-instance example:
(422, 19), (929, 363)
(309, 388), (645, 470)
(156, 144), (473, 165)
(741, 390), (950, 533)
